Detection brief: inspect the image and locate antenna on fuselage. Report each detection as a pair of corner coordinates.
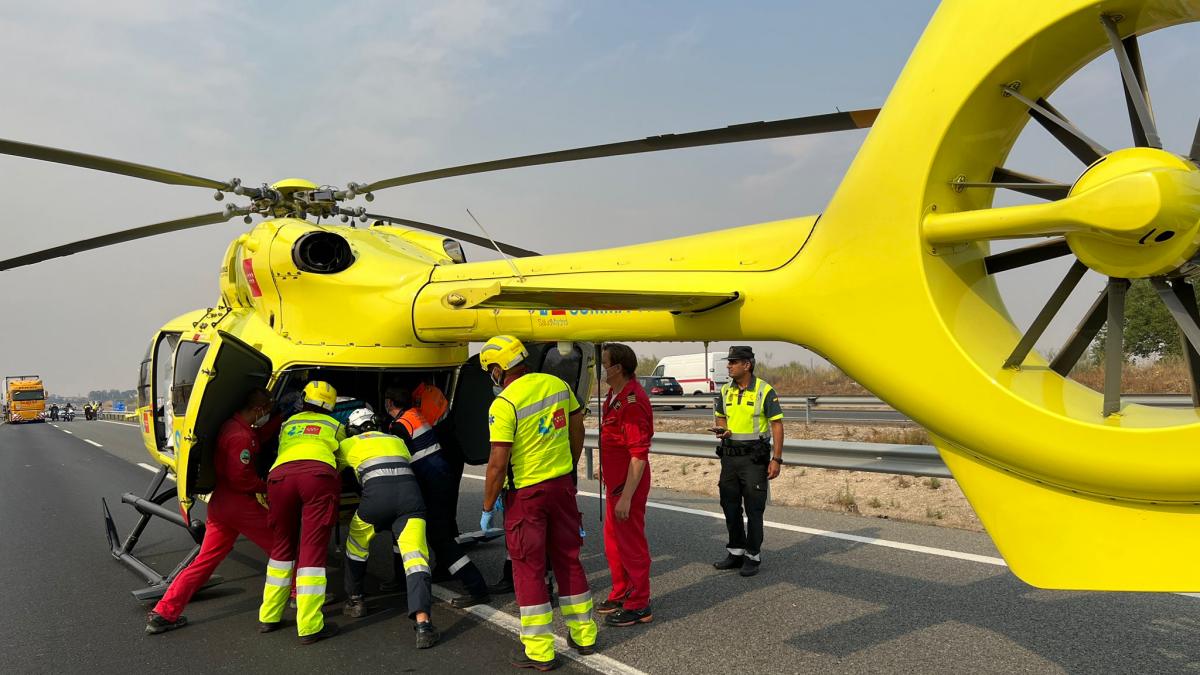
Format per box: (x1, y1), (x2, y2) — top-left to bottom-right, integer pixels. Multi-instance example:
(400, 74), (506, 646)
(466, 208), (525, 282)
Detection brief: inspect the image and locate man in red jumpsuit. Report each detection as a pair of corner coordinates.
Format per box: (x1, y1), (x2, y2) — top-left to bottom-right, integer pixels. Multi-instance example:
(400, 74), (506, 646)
(145, 388), (281, 634)
(596, 343), (654, 627)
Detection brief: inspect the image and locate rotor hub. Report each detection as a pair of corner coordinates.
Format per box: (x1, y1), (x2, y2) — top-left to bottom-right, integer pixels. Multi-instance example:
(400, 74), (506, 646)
(1065, 148), (1200, 278)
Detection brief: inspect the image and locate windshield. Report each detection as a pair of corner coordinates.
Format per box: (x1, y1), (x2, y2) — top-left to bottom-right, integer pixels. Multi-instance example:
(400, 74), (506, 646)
(11, 389), (44, 401)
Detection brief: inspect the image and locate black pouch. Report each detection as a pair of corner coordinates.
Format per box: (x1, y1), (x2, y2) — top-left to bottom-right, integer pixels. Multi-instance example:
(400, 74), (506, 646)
(751, 440), (771, 465)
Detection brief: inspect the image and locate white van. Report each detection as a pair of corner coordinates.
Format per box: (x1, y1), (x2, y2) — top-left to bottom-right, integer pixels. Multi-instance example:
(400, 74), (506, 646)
(651, 352), (729, 395)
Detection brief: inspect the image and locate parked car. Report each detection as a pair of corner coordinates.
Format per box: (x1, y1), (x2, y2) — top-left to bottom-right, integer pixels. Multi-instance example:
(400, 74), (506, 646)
(638, 375), (685, 409)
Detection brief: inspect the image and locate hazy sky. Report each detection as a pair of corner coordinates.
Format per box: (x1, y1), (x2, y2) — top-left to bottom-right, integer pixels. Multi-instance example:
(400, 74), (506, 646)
(2, 1), (1198, 396)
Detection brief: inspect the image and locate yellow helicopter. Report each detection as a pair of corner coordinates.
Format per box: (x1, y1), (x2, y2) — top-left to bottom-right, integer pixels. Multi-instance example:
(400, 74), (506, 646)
(5, 0), (1200, 595)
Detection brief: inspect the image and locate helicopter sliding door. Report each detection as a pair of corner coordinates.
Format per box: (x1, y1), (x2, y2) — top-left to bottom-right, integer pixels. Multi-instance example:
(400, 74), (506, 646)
(452, 342), (596, 465)
(174, 331), (272, 512)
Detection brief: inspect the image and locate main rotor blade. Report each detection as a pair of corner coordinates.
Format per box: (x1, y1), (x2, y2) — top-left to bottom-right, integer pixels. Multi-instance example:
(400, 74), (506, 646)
(1103, 277), (1129, 416)
(1003, 260), (1088, 369)
(984, 238), (1072, 274)
(0, 211), (238, 271)
(1100, 17), (1160, 148)
(1050, 287), (1109, 375)
(1004, 86), (1107, 165)
(360, 108), (880, 193)
(0, 138), (230, 190)
(363, 212), (540, 258)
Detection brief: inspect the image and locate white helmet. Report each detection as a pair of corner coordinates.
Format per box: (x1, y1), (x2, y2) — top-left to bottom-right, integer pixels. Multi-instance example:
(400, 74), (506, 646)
(347, 407), (377, 435)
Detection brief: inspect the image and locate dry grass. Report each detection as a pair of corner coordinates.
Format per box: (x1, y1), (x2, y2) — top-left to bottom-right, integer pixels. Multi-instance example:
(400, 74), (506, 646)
(1068, 357), (1194, 394)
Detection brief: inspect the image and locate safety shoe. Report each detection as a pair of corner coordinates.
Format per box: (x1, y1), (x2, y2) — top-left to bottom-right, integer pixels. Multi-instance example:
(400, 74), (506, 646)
(566, 634), (597, 655)
(343, 595), (366, 618)
(713, 553), (745, 570)
(145, 611), (187, 635)
(594, 598), (623, 615)
(451, 592), (492, 609)
(510, 646), (561, 671)
(298, 621), (339, 645)
(739, 559), (761, 577)
(414, 621), (440, 649)
(605, 606), (653, 627)
(257, 620), (283, 634)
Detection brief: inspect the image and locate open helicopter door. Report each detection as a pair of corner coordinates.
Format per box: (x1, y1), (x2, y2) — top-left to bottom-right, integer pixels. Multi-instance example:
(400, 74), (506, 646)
(451, 341), (596, 466)
(175, 330), (273, 515)
(136, 331), (181, 464)
(452, 341), (595, 545)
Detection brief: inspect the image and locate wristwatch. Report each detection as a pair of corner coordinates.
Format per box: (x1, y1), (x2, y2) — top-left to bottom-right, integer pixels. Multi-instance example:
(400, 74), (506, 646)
(770, 456), (783, 464)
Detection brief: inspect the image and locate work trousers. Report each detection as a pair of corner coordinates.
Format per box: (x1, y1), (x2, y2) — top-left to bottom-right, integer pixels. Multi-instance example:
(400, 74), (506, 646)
(718, 453), (769, 559)
(602, 468), (652, 610)
(506, 474), (597, 663)
(260, 460), (340, 637)
(344, 477), (432, 619)
(419, 467), (489, 596)
(155, 493), (273, 622)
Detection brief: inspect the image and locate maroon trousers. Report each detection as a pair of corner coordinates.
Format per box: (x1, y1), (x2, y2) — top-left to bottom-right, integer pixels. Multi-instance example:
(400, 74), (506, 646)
(266, 461), (340, 580)
(505, 474), (591, 609)
(154, 492), (274, 621)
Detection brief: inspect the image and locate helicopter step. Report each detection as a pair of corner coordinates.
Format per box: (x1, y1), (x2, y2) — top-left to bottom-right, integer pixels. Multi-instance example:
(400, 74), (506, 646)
(102, 465), (221, 602)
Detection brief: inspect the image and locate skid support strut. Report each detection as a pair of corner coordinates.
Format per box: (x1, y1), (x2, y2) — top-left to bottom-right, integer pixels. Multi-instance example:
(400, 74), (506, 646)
(102, 465), (223, 602)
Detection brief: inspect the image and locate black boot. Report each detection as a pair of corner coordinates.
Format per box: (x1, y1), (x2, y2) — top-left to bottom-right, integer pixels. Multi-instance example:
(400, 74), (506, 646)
(488, 559), (514, 594)
(713, 553), (745, 570)
(415, 620), (440, 649)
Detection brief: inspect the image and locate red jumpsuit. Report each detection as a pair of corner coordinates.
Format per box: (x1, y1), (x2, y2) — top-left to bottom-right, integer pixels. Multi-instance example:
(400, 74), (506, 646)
(600, 379), (653, 611)
(153, 414), (281, 622)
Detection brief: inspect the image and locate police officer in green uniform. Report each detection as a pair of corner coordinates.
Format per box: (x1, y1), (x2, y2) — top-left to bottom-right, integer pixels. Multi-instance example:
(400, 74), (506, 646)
(710, 346), (784, 577)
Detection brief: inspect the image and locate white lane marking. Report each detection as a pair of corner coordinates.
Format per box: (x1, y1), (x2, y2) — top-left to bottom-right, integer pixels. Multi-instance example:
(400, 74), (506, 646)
(137, 462), (175, 481)
(99, 419), (139, 427)
(84, 439), (102, 447)
(430, 585), (646, 675)
(461, 474), (1006, 567)
(62, 429), (74, 435)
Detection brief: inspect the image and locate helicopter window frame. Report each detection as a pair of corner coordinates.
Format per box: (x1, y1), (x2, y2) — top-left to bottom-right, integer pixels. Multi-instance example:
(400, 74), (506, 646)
(171, 340), (210, 417)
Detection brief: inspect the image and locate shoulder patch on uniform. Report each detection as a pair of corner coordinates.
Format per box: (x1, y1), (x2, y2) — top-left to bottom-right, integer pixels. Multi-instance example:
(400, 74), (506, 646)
(488, 414), (495, 425)
(626, 394), (637, 404)
(239, 449), (251, 464)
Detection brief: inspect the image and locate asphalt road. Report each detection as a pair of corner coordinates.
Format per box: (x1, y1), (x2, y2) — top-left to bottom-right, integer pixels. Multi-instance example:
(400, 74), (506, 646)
(5, 419), (1199, 673)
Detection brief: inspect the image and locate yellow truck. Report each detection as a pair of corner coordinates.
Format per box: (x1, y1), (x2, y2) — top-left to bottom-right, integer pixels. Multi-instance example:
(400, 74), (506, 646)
(5, 376), (46, 423)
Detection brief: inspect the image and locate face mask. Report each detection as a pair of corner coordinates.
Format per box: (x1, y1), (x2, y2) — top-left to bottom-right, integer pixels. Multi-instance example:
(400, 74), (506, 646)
(254, 412), (270, 427)
(490, 369), (504, 395)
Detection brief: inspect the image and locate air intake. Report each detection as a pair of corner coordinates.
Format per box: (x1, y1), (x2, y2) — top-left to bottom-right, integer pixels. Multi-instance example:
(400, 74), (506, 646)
(292, 231), (354, 274)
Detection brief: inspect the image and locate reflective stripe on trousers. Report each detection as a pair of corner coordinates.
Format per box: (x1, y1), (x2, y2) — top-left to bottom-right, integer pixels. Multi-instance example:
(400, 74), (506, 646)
(398, 517), (431, 576)
(559, 591), (598, 646)
(345, 512), (375, 562)
(519, 602), (556, 663)
(295, 566), (327, 637)
(259, 558), (294, 624)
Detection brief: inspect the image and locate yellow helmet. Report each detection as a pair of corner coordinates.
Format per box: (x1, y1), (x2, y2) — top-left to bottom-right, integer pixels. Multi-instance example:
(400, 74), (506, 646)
(479, 335), (528, 372)
(302, 380), (338, 411)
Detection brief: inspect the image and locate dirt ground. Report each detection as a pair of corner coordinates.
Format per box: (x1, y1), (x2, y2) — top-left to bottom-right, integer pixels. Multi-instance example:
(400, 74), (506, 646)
(588, 416), (983, 532)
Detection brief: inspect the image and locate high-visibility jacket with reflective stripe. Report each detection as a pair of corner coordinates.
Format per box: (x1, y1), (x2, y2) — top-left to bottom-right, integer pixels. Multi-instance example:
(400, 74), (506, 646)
(489, 372), (580, 489)
(272, 411), (347, 471)
(337, 431), (415, 483)
(714, 377), (783, 440)
(397, 409), (441, 463)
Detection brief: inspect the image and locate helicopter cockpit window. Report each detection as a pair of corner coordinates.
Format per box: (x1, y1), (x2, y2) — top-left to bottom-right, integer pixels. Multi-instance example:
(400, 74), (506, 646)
(171, 341), (210, 416)
(137, 340), (153, 410)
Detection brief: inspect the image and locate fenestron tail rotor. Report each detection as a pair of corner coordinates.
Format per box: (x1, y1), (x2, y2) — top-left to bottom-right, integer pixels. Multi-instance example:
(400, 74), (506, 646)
(929, 12), (1200, 418)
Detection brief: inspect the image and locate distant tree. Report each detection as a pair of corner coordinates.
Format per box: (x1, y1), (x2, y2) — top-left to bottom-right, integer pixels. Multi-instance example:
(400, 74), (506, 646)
(1088, 279), (1200, 364)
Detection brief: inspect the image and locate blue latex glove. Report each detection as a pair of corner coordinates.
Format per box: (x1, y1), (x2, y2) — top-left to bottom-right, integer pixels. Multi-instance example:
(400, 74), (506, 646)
(494, 497), (505, 515)
(580, 526), (586, 539)
(480, 510), (494, 532)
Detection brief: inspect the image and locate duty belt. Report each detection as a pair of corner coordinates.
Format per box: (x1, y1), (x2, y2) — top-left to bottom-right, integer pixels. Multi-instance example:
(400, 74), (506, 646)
(720, 438), (769, 456)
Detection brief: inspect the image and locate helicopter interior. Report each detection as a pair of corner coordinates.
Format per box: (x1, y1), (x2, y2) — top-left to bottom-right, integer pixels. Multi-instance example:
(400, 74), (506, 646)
(144, 337), (596, 500)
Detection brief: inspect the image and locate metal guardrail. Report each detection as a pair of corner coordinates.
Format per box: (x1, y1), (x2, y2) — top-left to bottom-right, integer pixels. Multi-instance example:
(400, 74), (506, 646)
(582, 430), (949, 478)
(647, 393), (1198, 410)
